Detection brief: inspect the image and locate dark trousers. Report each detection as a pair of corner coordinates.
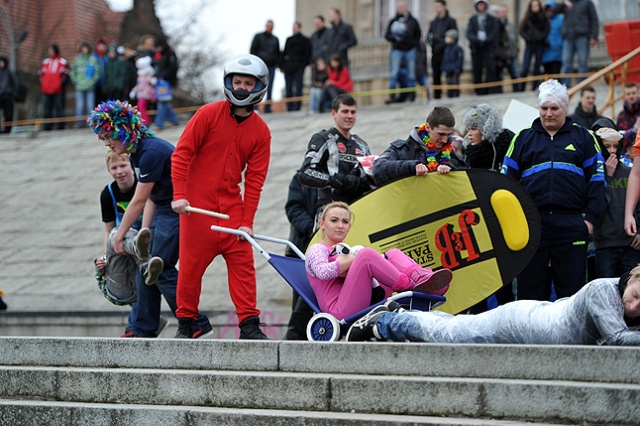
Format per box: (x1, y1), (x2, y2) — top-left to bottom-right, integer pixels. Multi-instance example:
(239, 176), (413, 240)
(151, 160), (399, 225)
(596, 246), (640, 278)
(445, 73), (460, 98)
(516, 211), (589, 300)
(283, 291), (314, 340)
(264, 66), (276, 113)
(431, 53), (444, 99)
(470, 47), (498, 95)
(284, 67), (304, 111)
(0, 95), (14, 133)
(42, 94), (66, 131)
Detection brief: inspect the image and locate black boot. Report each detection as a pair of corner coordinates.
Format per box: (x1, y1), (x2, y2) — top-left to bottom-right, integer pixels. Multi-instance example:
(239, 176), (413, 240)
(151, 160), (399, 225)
(239, 316), (268, 340)
(384, 94), (397, 105)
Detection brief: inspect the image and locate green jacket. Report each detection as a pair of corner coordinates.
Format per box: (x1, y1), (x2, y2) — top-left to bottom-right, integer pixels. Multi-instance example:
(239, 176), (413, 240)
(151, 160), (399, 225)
(71, 53), (100, 91)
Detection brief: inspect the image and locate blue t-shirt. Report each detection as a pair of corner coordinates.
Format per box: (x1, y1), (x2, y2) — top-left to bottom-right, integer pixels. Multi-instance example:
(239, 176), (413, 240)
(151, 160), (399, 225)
(129, 137), (175, 207)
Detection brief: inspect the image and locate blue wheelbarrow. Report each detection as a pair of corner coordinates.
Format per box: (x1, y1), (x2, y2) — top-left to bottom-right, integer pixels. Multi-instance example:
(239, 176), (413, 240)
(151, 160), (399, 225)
(211, 225), (446, 342)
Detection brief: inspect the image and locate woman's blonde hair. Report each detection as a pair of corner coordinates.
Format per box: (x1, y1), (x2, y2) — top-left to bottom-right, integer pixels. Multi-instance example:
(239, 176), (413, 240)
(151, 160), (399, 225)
(320, 201), (354, 222)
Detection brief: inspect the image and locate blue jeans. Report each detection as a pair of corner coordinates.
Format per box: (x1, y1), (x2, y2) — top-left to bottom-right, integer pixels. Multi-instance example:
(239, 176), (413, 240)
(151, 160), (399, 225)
(75, 89), (95, 127)
(132, 206), (209, 337)
(389, 48), (416, 90)
(595, 247), (640, 278)
(520, 44), (545, 90)
(309, 87), (323, 112)
(154, 100), (179, 128)
(561, 36), (590, 87)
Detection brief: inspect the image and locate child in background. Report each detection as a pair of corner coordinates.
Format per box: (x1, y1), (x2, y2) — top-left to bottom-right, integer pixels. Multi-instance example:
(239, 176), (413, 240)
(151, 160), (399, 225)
(130, 56), (156, 126)
(441, 29), (463, 98)
(309, 58), (328, 114)
(592, 120), (640, 278)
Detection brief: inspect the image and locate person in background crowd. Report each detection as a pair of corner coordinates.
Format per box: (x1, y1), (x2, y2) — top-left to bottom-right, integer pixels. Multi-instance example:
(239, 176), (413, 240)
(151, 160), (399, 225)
(617, 83), (640, 131)
(153, 38), (180, 130)
(281, 21), (311, 112)
(568, 85), (604, 129)
(466, 0), (500, 95)
(70, 41), (99, 128)
(103, 44), (127, 101)
(250, 19), (281, 114)
(120, 44), (139, 104)
(327, 8), (358, 67)
(310, 15), (330, 64)
(542, 1), (564, 77)
(93, 37), (109, 103)
(309, 58), (329, 114)
(553, 0), (599, 87)
(319, 55), (353, 113)
(427, 0), (457, 100)
(0, 56), (19, 134)
(40, 43), (69, 131)
(441, 29), (463, 98)
(518, 0), (550, 91)
(384, 0), (422, 104)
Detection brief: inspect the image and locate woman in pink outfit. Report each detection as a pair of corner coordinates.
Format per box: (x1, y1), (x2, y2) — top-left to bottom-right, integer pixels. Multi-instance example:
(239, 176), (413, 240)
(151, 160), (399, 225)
(305, 201), (452, 319)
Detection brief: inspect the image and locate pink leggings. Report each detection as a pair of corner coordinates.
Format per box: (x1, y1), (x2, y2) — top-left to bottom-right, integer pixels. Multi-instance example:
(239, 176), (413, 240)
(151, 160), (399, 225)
(328, 248), (416, 319)
(137, 98), (151, 126)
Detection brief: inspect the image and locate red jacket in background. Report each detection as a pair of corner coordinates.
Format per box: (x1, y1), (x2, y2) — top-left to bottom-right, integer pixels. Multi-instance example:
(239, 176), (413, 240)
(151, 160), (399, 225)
(40, 55), (69, 95)
(328, 66), (353, 92)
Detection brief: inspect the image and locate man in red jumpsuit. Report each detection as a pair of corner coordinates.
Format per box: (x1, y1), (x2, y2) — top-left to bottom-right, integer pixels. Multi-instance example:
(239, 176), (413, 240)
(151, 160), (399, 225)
(171, 54), (271, 339)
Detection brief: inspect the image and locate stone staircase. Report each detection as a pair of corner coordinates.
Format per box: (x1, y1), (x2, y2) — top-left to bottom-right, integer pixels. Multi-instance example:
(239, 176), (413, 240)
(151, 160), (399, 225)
(1, 337), (639, 425)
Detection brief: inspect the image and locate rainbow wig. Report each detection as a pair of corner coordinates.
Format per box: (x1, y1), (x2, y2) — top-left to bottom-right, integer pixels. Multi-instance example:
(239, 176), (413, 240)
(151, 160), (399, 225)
(88, 100), (155, 152)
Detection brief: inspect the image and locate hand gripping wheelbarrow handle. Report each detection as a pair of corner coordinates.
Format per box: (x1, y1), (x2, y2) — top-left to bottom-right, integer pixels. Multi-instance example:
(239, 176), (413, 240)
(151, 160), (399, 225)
(210, 225), (306, 260)
(185, 206), (230, 220)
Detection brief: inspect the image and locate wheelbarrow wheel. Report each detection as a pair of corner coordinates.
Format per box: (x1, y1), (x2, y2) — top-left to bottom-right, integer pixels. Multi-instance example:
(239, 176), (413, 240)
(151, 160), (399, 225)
(306, 313), (341, 342)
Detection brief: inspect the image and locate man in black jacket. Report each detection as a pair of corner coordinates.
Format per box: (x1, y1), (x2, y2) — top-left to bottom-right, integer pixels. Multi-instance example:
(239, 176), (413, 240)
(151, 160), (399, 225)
(466, 0), (500, 95)
(310, 15), (330, 64)
(251, 20), (281, 113)
(569, 86), (604, 129)
(385, 0), (422, 104)
(427, 0), (457, 99)
(327, 8), (357, 68)
(281, 22), (311, 112)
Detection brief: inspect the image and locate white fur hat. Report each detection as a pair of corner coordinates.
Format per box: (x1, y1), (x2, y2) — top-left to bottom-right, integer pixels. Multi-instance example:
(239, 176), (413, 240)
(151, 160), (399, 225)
(538, 79), (569, 112)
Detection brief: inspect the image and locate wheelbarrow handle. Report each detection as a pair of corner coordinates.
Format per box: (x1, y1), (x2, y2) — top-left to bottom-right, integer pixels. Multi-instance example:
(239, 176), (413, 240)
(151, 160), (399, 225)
(185, 206), (230, 220)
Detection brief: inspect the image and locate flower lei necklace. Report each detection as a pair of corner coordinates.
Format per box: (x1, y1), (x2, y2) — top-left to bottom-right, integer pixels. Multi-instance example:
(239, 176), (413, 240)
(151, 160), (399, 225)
(417, 123), (452, 171)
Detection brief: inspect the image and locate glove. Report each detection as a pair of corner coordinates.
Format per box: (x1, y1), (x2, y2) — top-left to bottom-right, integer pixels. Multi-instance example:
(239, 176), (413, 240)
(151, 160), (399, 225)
(329, 173), (360, 193)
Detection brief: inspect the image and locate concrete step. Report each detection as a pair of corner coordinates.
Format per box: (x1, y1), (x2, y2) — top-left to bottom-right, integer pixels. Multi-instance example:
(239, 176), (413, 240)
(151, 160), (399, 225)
(1, 337), (638, 384)
(1, 365), (639, 424)
(2, 337), (639, 425)
(0, 400), (579, 426)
